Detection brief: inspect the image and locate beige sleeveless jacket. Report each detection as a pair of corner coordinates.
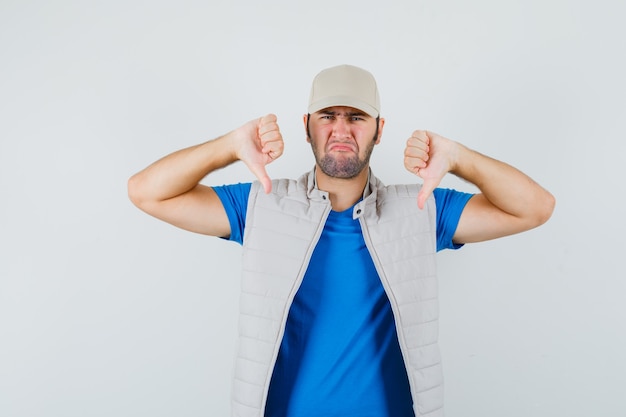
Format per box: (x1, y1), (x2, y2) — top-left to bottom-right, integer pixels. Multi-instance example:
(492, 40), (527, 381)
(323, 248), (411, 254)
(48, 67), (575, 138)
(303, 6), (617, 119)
(231, 169), (444, 417)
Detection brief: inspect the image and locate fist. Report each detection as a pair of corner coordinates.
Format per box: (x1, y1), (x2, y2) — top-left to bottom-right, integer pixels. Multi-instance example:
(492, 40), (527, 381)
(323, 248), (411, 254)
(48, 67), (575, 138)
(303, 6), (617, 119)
(404, 130), (455, 209)
(257, 114), (284, 162)
(235, 114), (284, 194)
(404, 130), (430, 176)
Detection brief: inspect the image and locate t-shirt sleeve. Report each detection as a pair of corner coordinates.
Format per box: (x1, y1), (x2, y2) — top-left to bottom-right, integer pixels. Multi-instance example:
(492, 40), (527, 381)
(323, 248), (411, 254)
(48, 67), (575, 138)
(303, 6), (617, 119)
(433, 187), (474, 252)
(212, 182), (252, 245)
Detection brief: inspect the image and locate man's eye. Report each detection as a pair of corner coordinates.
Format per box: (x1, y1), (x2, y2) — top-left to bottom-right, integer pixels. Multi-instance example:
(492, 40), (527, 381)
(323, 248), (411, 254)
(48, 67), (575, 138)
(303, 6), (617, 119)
(351, 116), (365, 121)
(321, 115), (334, 120)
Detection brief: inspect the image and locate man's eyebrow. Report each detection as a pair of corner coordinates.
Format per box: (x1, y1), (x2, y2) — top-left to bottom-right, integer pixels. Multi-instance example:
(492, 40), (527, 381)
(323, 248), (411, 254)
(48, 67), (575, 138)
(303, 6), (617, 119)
(319, 110), (368, 117)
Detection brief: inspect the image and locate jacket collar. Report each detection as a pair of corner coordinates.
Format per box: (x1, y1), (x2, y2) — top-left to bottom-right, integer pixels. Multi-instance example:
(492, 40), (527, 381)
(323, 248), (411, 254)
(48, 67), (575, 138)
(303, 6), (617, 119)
(302, 167), (382, 217)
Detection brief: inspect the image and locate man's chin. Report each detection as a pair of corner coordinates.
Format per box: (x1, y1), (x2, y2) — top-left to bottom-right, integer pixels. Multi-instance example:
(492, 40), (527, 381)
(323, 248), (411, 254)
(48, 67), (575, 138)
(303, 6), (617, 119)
(318, 162), (367, 179)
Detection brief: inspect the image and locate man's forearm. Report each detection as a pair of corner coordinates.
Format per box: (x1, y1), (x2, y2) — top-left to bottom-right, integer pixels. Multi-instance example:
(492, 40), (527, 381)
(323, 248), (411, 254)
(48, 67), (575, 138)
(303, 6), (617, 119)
(127, 134), (236, 207)
(451, 143), (555, 224)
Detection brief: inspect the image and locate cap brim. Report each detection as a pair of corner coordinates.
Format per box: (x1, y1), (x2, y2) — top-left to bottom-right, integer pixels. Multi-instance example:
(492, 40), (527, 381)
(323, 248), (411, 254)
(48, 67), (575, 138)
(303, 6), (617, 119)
(308, 95), (379, 118)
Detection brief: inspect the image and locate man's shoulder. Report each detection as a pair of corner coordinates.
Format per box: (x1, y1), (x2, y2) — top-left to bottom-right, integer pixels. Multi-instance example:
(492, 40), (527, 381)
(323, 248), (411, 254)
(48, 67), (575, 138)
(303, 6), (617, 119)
(250, 170), (314, 197)
(250, 177), (304, 196)
(378, 182), (422, 196)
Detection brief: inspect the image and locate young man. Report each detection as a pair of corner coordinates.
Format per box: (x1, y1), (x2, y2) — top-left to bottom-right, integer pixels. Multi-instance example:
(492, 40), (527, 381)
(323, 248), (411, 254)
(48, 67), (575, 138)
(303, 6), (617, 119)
(128, 64), (555, 417)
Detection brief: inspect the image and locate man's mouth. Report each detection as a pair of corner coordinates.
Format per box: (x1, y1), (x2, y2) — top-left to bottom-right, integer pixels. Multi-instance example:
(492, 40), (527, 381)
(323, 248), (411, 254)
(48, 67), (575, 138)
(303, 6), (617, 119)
(328, 142), (356, 152)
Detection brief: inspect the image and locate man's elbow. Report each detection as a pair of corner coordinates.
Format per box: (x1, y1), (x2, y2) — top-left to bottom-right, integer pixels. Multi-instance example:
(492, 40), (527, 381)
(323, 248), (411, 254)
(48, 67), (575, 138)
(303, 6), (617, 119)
(127, 174), (147, 209)
(533, 190), (556, 227)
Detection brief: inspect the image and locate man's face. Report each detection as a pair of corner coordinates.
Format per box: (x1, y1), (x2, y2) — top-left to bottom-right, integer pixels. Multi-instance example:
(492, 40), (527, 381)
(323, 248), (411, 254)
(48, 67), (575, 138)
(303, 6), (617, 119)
(305, 106), (383, 179)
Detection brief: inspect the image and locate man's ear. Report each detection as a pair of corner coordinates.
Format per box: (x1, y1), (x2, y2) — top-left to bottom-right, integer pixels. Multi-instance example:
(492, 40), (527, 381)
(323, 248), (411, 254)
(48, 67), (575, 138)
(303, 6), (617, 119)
(303, 113), (311, 143)
(375, 117), (385, 144)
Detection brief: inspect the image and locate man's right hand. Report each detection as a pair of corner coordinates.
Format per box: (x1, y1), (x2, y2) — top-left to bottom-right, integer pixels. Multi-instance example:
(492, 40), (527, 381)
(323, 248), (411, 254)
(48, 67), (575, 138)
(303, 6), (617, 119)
(233, 114), (284, 193)
(128, 114), (283, 237)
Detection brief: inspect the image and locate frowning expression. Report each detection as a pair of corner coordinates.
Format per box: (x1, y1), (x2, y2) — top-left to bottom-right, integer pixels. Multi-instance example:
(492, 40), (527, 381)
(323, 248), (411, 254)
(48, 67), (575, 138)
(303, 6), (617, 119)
(305, 106), (383, 179)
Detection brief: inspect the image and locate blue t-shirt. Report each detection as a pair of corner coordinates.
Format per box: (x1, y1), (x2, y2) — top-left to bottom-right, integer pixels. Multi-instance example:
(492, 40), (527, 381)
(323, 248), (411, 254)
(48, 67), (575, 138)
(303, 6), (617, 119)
(214, 182), (472, 417)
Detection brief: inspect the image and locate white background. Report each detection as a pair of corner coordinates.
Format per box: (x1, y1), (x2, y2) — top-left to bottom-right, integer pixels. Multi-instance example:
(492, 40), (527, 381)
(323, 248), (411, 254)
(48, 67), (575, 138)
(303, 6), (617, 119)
(1, 0), (625, 416)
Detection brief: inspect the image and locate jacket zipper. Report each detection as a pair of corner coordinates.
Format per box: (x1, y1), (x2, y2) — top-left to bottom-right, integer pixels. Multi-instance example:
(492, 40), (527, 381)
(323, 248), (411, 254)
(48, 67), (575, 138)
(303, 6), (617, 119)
(258, 201), (332, 414)
(358, 216), (419, 407)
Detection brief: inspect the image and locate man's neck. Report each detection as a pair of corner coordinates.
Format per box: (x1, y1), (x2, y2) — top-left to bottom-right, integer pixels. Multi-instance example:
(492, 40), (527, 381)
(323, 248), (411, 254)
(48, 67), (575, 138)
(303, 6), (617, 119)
(314, 166), (369, 212)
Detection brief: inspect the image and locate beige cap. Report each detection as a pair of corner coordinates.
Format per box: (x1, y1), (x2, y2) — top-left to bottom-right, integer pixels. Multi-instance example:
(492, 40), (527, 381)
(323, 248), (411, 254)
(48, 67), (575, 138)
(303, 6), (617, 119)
(308, 64), (380, 118)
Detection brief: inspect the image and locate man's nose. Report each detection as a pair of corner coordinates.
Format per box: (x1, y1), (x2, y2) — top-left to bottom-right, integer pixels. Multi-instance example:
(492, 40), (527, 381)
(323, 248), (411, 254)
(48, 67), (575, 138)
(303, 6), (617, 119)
(331, 117), (351, 137)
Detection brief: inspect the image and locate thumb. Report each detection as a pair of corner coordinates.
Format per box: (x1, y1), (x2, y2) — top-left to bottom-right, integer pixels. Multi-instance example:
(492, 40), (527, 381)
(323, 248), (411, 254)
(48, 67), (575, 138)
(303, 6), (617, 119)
(417, 176), (438, 210)
(249, 162), (272, 194)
